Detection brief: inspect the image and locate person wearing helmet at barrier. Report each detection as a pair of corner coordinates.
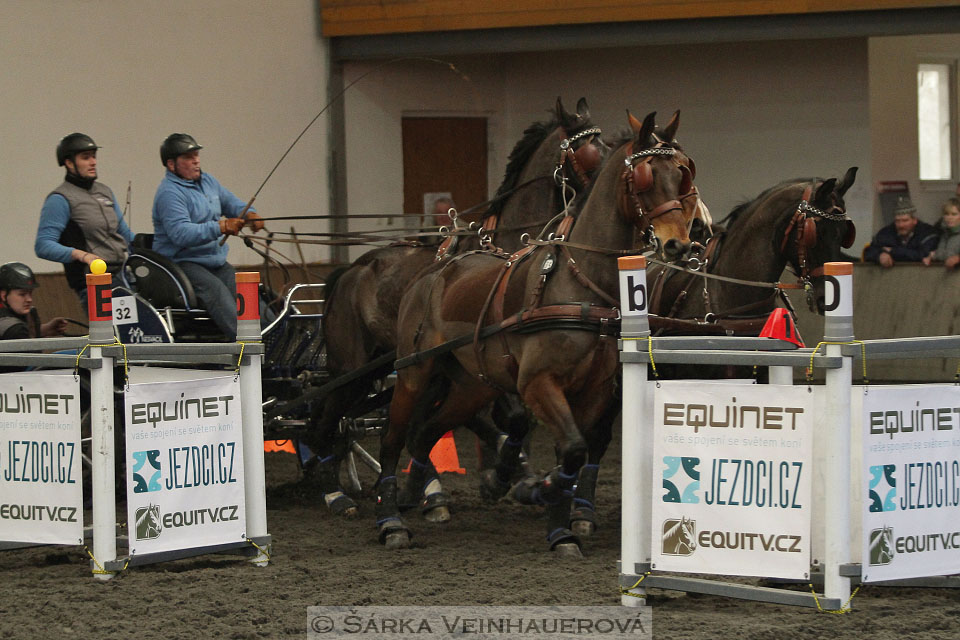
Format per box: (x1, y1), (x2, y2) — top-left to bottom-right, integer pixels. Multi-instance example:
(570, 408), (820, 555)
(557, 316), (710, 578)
(0, 262), (67, 341)
(151, 133), (265, 340)
(35, 133), (134, 308)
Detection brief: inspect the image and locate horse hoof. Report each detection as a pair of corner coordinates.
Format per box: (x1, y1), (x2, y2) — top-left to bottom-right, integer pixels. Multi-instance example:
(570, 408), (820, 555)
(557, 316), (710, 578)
(384, 531), (411, 550)
(553, 543), (583, 558)
(326, 493), (359, 519)
(422, 505), (450, 523)
(571, 519), (596, 538)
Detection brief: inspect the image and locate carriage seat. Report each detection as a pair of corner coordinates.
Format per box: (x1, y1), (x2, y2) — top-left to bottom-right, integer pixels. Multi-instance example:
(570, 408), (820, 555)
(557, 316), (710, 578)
(126, 234), (201, 309)
(123, 234), (222, 340)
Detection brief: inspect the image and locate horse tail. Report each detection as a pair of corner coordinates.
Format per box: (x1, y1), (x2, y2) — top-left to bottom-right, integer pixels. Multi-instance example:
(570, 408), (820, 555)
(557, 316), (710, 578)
(322, 266), (349, 307)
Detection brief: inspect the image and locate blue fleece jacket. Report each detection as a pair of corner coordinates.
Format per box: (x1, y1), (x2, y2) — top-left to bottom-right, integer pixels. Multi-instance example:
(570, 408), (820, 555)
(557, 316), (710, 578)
(151, 170), (251, 267)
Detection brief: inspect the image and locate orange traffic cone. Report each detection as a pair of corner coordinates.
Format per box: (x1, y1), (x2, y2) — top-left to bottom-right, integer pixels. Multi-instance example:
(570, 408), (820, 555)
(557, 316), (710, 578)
(264, 439), (297, 454)
(403, 430), (466, 474)
(759, 308), (804, 348)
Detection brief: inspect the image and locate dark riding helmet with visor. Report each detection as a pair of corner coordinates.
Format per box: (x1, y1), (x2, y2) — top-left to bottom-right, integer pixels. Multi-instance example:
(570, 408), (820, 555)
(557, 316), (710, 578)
(56, 133), (99, 167)
(160, 133), (203, 166)
(0, 262), (39, 291)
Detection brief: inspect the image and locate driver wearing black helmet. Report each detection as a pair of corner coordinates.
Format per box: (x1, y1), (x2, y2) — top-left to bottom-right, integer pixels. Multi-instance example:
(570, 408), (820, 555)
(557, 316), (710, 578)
(151, 133), (265, 340)
(35, 133), (134, 308)
(0, 262), (67, 341)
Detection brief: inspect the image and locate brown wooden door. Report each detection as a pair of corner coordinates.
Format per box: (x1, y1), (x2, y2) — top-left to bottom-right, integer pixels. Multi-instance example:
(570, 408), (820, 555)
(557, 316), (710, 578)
(402, 117), (487, 224)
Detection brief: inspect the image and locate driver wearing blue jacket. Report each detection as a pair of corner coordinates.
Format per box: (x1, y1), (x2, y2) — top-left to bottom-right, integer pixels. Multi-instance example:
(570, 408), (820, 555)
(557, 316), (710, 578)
(151, 133), (264, 340)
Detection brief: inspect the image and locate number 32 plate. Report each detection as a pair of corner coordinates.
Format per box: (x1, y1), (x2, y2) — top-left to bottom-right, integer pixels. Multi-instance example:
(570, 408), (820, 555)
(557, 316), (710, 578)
(112, 295), (139, 325)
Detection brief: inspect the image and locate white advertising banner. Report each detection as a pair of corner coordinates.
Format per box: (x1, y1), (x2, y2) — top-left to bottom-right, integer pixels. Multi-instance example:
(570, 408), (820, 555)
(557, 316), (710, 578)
(125, 371), (245, 556)
(651, 381), (813, 579)
(860, 385), (960, 582)
(0, 371), (83, 545)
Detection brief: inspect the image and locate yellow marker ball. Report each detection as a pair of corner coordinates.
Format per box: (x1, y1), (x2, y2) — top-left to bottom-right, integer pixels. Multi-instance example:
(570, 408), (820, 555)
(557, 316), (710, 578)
(90, 259), (107, 275)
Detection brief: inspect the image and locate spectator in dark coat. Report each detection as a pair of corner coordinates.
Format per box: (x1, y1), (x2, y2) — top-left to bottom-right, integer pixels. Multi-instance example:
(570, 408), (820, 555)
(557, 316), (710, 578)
(863, 195), (937, 268)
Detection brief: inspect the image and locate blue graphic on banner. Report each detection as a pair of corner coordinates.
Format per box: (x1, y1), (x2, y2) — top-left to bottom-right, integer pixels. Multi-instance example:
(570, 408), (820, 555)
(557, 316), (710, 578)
(662, 456), (700, 504)
(868, 464), (897, 512)
(132, 450), (162, 493)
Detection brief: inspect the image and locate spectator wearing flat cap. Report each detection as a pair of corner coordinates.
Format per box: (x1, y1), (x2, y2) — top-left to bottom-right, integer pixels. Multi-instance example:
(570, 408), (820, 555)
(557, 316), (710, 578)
(863, 194), (938, 268)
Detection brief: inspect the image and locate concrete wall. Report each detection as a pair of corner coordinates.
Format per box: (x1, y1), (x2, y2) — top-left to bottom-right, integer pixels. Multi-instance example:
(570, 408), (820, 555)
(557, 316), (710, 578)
(342, 38), (873, 262)
(869, 33), (960, 228)
(1, 0), (331, 274)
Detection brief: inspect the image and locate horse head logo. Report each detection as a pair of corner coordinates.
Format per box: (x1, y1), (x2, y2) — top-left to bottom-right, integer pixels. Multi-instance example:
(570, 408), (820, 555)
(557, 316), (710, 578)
(662, 517), (697, 556)
(869, 526), (894, 566)
(135, 504), (163, 541)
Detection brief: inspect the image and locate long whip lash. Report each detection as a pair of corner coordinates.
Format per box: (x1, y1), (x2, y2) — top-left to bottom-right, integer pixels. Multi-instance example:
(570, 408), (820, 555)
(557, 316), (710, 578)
(219, 57), (470, 244)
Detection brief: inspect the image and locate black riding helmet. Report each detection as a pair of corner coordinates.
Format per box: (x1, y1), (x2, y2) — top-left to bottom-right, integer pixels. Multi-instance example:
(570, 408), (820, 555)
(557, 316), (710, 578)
(56, 133), (99, 167)
(0, 262), (39, 291)
(160, 133), (203, 166)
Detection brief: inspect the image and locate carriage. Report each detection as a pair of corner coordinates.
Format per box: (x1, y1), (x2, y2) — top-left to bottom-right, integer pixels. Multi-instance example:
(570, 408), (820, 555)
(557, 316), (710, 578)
(104, 233), (388, 491)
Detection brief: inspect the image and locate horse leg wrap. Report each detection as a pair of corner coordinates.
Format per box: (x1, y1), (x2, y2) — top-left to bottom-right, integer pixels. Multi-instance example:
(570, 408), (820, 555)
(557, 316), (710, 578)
(569, 464), (599, 530)
(398, 458), (451, 515)
(375, 476), (410, 544)
(542, 468), (579, 550)
(316, 455), (358, 516)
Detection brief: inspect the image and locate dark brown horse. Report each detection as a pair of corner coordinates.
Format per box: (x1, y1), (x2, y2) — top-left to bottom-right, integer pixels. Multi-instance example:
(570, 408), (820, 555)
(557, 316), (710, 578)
(300, 98), (608, 517)
(648, 167), (859, 329)
(375, 111), (694, 555)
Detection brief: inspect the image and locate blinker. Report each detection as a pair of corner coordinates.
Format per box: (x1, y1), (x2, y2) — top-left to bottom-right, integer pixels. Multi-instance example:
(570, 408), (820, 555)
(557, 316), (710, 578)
(633, 161), (653, 192)
(842, 220), (856, 249)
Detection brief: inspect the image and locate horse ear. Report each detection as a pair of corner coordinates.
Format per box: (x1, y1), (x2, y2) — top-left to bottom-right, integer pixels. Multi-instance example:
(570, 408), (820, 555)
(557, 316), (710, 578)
(661, 110), (680, 141)
(836, 166), (858, 197)
(556, 97), (575, 127)
(637, 111), (658, 149)
(575, 97), (590, 122)
(814, 178), (837, 204)
(626, 110), (643, 134)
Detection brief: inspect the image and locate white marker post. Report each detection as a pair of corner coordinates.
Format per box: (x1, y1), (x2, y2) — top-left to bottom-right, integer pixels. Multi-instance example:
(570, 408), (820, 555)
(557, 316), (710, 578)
(236, 272), (269, 566)
(618, 256), (652, 606)
(86, 270), (117, 580)
(822, 262), (853, 604)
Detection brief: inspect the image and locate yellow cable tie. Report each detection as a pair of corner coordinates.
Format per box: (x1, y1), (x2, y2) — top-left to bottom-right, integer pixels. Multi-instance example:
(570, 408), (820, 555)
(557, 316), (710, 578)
(75, 338), (130, 387)
(84, 545), (129, 576)
(806, 340), (867, 384)
(621, 335), (658, 377)
(234, 340), (261, 376)
(247, 538), (272, 562)
(618, 572), (651, 598)
(808, 583), (861, 614)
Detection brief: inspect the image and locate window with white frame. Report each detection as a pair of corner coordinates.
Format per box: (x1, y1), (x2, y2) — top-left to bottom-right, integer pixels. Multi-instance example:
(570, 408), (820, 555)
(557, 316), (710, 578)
(917, 62), (954, 181)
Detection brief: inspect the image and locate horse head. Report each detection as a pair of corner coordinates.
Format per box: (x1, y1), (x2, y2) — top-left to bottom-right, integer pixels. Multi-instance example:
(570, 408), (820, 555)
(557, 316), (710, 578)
(780, 166), (858, 313)
(655, 110), (711, 259)
(484, 97), (608, 253)
(620, 110), (693, 261)
(555, 97), (608, 189)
